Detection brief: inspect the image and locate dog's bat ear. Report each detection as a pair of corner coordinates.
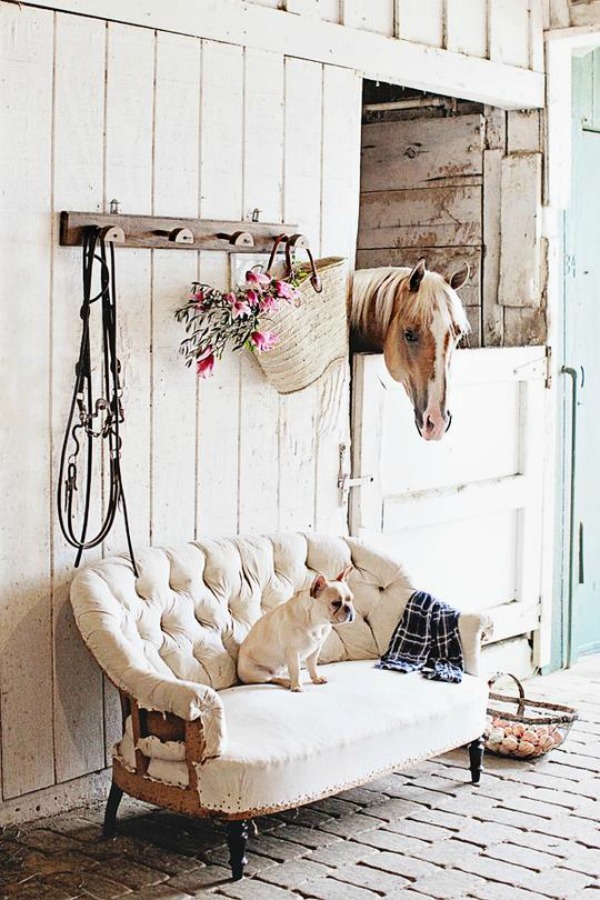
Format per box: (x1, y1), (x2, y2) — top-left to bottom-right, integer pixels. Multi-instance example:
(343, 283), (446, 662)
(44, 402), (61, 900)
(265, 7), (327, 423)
(310, 574), (327, 597)
(335, 565), (353, 582)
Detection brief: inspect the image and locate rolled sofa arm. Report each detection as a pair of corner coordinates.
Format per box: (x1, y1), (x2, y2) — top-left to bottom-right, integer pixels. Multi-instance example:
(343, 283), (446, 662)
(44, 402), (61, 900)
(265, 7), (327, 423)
(459, 612), (493, 677)
(70, 567), (227, 761)
(118, 666), (226, 760)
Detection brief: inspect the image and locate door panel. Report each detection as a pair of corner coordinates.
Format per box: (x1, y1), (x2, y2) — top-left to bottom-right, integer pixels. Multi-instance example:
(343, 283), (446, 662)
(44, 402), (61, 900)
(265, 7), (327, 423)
(563, 123), (600, 660)
(351, 347), (546, 644)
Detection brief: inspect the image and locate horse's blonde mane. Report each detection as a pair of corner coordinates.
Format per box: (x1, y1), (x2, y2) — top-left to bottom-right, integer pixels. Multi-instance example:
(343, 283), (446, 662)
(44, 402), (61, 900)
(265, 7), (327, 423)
(351, 266), (470, 344)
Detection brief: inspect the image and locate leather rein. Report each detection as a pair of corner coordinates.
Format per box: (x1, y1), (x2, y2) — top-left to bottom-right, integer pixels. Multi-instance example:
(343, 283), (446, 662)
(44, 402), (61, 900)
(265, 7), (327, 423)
(57, 227), (138, 576)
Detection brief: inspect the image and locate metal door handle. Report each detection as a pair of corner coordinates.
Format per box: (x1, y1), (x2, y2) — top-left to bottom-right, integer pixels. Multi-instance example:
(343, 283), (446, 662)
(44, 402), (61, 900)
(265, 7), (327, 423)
(561, 366), (579, 667)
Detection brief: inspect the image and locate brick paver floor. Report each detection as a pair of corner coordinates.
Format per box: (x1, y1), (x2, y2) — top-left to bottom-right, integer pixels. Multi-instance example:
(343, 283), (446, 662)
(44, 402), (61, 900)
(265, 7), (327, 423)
(2, 658), (600, 900)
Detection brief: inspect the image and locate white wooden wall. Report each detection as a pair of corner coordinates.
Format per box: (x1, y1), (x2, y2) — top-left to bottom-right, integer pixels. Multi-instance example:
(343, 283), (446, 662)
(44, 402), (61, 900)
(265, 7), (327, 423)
(0, 3), (361, 810)
(249, 0), (546, 71)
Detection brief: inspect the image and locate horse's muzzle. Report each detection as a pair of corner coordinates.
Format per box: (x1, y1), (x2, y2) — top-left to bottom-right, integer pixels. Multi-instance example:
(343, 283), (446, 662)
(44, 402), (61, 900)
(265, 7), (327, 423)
(415, 410), (452, 441)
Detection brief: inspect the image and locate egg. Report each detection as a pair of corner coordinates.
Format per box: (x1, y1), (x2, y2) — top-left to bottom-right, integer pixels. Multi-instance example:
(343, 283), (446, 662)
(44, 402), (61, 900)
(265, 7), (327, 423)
(517, 740), (535, 757)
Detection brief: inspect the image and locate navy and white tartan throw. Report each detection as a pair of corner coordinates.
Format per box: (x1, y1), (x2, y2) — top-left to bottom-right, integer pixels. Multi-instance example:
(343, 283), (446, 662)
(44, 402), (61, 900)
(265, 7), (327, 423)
(375, 590), (463, 683)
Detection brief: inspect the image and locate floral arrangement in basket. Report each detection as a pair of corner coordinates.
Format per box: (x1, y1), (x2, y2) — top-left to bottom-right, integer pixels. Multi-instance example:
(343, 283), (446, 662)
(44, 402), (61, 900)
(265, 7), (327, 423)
(174, 269), (302, 378)
(484, 673), (578, 759)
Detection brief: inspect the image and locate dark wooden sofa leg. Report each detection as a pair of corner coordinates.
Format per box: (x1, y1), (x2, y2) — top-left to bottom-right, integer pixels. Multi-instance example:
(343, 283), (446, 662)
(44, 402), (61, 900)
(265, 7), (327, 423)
(469, 737), (484, 785)
(227, 820), (249, 880)
(103, 782), (124, 838)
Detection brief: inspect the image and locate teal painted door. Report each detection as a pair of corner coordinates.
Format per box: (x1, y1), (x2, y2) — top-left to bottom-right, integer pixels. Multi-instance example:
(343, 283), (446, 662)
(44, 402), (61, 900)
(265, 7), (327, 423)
(561, 52), (600, 662)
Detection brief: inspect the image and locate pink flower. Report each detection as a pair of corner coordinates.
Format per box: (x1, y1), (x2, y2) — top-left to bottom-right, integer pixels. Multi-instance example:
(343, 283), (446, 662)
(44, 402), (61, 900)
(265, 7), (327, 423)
(273, 280), (300, 303)
(246, 271), (271, 288)
(250, 330), (279, 352)
(196, 347), (215, 378)
(259, 294), (280, 312)
(246, 289), (260, 306)
(231, 297), (251, 318)
(191, 288), (206, 306)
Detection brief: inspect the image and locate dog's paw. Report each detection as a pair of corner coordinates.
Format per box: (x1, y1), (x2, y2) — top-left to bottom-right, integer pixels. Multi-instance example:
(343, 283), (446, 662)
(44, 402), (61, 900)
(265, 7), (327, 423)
(290, 684), (304, 693)
(312, 676), (328, 685)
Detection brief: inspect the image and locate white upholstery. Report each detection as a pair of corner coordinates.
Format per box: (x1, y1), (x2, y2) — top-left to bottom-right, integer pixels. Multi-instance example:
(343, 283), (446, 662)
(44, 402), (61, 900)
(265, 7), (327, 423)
(116, 660), (488, 813)
(71, 533), (490, 812)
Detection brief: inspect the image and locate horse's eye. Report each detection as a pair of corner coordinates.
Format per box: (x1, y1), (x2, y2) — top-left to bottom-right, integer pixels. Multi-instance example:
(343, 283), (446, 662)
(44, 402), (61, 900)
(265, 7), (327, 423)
(404, 329), (418, 343)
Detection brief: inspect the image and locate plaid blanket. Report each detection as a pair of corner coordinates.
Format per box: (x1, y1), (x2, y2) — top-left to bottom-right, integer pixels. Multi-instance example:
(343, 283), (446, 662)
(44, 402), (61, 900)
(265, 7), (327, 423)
(375, 590), (463, 683)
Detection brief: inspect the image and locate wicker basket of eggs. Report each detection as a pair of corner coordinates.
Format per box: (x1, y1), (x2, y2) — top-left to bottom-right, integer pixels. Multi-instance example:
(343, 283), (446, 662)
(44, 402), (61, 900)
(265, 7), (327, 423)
(484, 673), (578, 759)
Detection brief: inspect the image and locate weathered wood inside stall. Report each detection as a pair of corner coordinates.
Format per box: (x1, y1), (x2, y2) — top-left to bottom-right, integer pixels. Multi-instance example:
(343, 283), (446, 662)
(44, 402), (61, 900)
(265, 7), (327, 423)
(357, 85), (547, 348)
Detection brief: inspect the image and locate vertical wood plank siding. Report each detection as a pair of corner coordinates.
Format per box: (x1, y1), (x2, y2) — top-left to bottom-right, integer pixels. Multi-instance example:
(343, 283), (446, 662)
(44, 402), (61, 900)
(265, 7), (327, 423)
(246, 0), (541, 72)
(0, 7), (360, 801)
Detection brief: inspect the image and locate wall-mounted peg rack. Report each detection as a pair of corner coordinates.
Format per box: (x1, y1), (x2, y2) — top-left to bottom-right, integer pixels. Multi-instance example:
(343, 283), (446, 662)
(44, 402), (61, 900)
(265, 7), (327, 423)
(59, 211), (308, 254)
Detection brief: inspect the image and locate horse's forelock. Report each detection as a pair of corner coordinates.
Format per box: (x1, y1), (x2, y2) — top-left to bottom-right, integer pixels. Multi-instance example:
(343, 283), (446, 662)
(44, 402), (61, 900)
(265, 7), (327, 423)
(399, 272), (471, 337)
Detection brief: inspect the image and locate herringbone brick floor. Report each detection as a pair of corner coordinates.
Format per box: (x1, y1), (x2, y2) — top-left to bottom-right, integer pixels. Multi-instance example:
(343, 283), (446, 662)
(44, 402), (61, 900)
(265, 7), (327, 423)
(1, 658), (600, 900)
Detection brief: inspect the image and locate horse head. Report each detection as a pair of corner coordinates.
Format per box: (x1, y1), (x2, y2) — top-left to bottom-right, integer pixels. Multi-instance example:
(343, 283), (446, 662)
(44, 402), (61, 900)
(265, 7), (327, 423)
(382, 260), (470, 441)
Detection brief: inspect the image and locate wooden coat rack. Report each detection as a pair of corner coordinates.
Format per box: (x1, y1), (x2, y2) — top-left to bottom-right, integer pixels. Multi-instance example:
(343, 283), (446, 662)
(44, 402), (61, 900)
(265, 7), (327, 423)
(59, 211), (308, 253)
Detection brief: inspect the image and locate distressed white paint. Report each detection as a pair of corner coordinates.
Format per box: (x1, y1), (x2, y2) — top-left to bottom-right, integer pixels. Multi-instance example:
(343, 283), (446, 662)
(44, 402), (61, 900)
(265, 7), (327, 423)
(0, 4), (55, 801)
(0, 7), (360, 809)
(351, 348), (547, 642)
(0, 0), (553, 815)
(490, 0), (532, 68)
(23, 0), (545, 109)
(447, 0), (488, 58)
(397, 0), (444, 46)
(499, 153), (542, 308)
(243, 49), (284, 223)
(342, 0), (394, 35)
(51, 11), (106, 786)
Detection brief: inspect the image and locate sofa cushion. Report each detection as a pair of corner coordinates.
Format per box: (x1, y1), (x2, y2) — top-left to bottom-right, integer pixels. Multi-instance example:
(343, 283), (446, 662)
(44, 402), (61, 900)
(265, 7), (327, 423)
(115, 659), (488, 815)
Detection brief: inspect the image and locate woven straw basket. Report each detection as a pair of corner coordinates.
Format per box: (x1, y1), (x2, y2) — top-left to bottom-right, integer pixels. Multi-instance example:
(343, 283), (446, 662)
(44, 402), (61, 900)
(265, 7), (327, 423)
(256, 256), (349, 395)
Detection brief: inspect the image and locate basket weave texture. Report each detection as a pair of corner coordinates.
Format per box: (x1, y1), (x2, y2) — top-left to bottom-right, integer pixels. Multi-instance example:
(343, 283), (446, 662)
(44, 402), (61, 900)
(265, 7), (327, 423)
(484, 673), (578, 759)
(256, 257), (349, 395)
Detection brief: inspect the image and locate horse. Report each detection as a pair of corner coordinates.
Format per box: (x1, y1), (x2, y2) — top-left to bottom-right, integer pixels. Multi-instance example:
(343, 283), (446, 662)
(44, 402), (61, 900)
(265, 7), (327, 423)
(351, 259), (470, 441)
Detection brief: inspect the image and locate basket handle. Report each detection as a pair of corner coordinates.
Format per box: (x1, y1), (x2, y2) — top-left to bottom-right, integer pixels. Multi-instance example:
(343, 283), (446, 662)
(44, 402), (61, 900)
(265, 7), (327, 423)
(287, 235), (322, 294)
(488, 671), (526, 717)
(266, 234), (291, 276)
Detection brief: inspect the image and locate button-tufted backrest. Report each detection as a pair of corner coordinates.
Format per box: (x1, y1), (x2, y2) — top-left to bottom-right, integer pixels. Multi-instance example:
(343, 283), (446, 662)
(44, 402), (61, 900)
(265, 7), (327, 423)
(70, 533), (416, 692)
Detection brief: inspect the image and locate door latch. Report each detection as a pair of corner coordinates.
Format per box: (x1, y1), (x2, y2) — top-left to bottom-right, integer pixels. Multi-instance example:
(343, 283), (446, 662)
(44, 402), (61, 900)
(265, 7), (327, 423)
(337, 443), (374, 504)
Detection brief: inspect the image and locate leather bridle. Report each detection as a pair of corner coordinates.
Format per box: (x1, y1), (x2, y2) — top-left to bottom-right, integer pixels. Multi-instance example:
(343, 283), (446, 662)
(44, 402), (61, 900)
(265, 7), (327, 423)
(57, 227), (138, 576)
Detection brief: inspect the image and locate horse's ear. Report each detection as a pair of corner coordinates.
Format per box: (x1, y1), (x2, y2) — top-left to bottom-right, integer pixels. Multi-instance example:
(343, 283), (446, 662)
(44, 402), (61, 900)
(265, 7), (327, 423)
(409, 259), (426, 293)
(447, 262), (470, 291)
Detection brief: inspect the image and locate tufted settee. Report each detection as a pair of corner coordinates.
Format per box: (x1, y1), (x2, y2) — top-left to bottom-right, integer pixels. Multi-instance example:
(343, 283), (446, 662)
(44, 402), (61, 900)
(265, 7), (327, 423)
(70, 533), (490, 880)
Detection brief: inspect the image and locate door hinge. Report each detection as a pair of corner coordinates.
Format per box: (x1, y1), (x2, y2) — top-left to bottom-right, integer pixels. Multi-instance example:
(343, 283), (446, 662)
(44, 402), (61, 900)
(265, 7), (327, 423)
(564, 253), (577, 277)
(337, 442), (374, 504)
(545, 345), (552, 389)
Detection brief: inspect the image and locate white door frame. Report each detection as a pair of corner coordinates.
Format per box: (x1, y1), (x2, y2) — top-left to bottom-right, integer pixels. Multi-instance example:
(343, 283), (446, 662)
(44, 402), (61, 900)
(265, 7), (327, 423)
(537, 24), (600, 668)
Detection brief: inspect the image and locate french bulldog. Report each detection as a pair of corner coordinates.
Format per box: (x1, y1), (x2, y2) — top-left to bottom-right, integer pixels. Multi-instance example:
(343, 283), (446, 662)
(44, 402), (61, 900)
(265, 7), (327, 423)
(237, 567), (355, 692)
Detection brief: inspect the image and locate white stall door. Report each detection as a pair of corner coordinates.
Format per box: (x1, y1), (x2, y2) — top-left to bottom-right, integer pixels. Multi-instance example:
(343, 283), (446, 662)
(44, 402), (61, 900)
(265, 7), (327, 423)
(350, 347), (547, 645)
